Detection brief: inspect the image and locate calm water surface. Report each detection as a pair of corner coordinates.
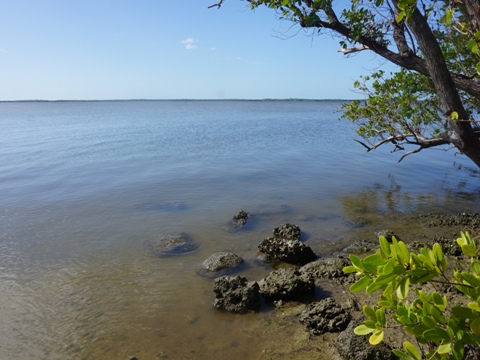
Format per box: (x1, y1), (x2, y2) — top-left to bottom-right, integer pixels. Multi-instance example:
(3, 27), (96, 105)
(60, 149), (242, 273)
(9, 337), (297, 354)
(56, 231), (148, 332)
(1, 100), (479, 359)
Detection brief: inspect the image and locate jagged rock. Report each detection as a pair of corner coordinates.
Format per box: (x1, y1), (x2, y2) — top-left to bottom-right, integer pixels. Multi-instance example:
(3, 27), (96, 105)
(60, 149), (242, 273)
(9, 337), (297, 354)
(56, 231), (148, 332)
(273, 223), (301, 240)
(213, 276), (260, 313)
(259, 268), (315, 301)
(201, 251), (244, 272)
(299, 297), (350, 335)
(144, 233), (198, 257)
(232, 210), (249, 227)
(258, 237), (317, 265)
(336, 320), (397, 360)
(300, 257), (352, 283)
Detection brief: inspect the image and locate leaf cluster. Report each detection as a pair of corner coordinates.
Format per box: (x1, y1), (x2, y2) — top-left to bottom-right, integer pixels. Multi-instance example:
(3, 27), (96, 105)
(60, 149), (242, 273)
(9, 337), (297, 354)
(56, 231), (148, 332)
(344, 232), (480, 359)
(340, 69), (445, 145)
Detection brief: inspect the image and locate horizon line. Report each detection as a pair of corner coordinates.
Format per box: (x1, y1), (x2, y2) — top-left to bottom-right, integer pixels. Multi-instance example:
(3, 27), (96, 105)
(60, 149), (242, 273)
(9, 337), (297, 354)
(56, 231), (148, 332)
(0, 98), (360, 103)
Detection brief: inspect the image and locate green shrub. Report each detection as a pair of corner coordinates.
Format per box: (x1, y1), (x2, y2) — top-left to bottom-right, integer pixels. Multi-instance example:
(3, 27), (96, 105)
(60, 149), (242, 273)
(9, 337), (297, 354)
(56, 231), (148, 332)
(344, 232), (480, 359)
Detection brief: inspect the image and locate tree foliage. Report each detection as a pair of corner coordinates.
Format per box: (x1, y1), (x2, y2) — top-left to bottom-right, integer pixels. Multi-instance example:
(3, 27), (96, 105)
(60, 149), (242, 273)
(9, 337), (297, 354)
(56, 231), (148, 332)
(344, 232), (480, 359)
(213, 0), (480, 167)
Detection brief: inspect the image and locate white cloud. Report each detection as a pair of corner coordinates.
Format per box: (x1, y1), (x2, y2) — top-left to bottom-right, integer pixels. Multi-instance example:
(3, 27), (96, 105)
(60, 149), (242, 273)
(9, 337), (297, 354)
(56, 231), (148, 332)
(181, 38), (198, 50)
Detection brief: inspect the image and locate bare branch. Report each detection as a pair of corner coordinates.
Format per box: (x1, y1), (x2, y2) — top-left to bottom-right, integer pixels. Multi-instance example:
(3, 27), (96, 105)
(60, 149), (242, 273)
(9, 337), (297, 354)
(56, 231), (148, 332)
(338, 45), (369, 54)
(398, 147), (423, 162)
(208, 0), (224, 9)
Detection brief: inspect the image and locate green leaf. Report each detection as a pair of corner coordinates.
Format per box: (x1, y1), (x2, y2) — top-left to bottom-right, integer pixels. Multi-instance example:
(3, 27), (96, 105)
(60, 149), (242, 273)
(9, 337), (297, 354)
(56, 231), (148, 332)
(438, 341), (452, 355)
(398, 241), (410, 265)
(392, 349), (413, 360)
(468, 302), (480, 312)
(367, 273), (397, 294)
(460, 272), (480, 287)
(432, 292), (445, 307)
(379, 236), (391, 257)
(432, 243), (444, 264)
(382, 258), (395, 275)
(423, 327), (449, 342)
(451, 111), (459, 120)
(468, 39), (480, 55)
(430, 305), (446, 325)
(396, 10), (406, 22)
(376, 308), (386, 326)
(350, 276), (371, 293)
(362, 253), (385, 273)
(462, 244), (477, 257)
(471, 317), (480, 334)
(451, 306), (476, 320)
(343, 265), (358, 274)
(281, 0), (289, 5)
(397, 276), (410, 300)
(363, 305), (377, 322)
(369, 329), (384, 345)
(422, 315), (436, 328)
(403, 341), (422, 360)
(349, 254), (364, 271)
(354, 324), (375, 335)
(453, 341), (465, 360)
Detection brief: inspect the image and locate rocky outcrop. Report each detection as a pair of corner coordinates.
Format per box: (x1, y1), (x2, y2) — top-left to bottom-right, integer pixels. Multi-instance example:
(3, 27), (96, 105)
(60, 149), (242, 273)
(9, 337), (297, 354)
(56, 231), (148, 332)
(213, 276), (260, 313)
(299, 297), (350, 335)
(258, 237), (317, 265)
(259, 268), (315, 301)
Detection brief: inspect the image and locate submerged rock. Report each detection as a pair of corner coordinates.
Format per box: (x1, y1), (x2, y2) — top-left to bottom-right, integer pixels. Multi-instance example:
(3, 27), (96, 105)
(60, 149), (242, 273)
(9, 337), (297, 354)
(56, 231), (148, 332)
(232, 210), (250, 227)
(273, 223), (301, 241)
(201, 251), (244, 272)
(259, 268), (315, 301)
(258, 237), (317, 265)
(213, 276), (260, 313)
(144, 233), (198, 257)
(299, 297), (350, 335)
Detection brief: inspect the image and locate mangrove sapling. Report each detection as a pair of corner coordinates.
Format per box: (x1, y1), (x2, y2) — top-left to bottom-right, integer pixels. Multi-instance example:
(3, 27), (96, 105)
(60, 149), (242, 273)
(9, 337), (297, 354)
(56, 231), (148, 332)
(343, 232), (480, 359)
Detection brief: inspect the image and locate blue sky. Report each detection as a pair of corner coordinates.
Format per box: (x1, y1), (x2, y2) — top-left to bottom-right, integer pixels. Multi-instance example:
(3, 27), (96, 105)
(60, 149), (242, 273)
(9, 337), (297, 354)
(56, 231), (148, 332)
(0, 0), (391, 100)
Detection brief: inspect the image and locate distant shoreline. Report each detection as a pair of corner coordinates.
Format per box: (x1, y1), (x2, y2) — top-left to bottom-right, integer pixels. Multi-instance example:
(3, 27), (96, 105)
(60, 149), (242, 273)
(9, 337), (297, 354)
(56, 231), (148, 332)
(0, 98), (358, 103)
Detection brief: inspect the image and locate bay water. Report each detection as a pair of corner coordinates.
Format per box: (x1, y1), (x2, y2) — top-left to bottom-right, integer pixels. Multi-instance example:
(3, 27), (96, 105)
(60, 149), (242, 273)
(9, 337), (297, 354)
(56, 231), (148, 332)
(0, 100), (479, 359)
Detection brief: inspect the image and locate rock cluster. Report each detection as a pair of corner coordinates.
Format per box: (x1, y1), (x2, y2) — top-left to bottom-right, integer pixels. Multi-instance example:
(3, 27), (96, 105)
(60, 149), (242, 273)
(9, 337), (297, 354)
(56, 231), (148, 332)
(204, 215), (383, 359)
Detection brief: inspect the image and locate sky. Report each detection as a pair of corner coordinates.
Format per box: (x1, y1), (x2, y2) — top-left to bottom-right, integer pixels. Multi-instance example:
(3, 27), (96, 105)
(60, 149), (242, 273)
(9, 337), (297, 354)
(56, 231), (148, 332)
(0, 0), (394, 100)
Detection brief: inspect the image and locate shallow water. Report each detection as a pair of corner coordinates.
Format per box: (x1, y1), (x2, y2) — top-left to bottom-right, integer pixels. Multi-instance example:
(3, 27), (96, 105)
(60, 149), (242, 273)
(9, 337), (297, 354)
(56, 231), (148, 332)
(1, 100), (479, 359)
